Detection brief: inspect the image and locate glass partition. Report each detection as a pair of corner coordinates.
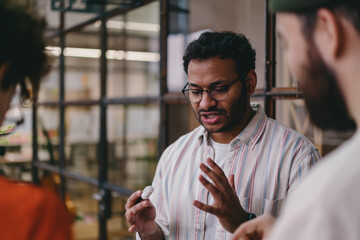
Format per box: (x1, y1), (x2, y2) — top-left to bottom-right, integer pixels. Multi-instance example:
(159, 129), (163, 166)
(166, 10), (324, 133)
(107, 104), (159, 190)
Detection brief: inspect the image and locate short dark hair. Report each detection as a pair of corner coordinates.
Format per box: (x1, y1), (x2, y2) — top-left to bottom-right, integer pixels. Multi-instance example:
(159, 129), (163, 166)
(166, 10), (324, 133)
(299, 4), (360, 40)
(183, 31), (256, 81)
(0, 1), (48, 100)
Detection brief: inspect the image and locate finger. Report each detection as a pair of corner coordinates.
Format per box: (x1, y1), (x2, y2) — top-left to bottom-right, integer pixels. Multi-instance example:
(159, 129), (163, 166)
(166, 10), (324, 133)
(207, 158), (228, 179)
(200, 162), (227, 187)
(126, 200), (152, 223)
(228, 174), (235, 190)
(125, 211), (137, 225)
(234, 232), (262, 240)
(232, 219), (263, 240)
(199, 174), (227, 201)
(232, 234), (251, 240)
(193, 200), (219, 215)
(200, 163), (233, 196)
(128, 224), (139, 233)
(232, 223), (254, 240)
(125, 190), (142, 210)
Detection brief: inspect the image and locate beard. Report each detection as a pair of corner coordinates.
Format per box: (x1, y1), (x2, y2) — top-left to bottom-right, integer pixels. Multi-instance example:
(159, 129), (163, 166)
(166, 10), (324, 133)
(298, 45), (355, 131)
(195, 83), (249, 133)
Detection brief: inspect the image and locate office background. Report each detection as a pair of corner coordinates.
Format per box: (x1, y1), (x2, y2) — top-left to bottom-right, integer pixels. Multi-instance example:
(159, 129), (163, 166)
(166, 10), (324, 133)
(0, 0), (353, 239)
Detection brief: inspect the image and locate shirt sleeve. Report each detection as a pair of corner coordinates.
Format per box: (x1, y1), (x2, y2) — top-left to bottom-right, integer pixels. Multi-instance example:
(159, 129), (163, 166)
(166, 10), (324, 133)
(31, 190), (73, 240)
(287, 148), (321, 194)
(152, 145), (175, 239)
(136, 146), (172, 240)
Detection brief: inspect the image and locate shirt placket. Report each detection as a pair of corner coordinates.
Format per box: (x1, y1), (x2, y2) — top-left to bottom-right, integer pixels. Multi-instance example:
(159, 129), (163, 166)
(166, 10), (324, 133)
(214, 146), (235, 240)
(196, 143), (215, 240)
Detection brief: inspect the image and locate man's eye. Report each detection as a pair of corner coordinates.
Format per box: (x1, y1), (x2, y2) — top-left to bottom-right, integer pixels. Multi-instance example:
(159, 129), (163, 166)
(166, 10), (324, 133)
(212, 87), (227, 94)
(190, 90), (202, 95)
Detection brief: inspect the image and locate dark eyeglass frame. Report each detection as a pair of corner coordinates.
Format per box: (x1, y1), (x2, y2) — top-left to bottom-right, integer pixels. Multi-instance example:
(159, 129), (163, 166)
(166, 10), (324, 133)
(181, 77), (242, 103)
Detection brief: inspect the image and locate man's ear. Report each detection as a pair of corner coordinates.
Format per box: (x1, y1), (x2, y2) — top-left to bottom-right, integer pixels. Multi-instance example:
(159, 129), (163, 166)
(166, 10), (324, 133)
(313, 8), (343, 61)
(245, 70), (257, 94)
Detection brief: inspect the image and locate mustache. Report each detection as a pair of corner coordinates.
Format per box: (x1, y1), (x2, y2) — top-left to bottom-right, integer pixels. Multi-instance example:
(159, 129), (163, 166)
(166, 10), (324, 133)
(197, 108), (226, 115)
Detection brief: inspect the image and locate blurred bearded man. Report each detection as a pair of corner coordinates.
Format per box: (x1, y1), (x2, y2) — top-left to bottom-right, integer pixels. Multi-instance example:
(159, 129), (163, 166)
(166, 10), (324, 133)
(232, 0), (360, 239)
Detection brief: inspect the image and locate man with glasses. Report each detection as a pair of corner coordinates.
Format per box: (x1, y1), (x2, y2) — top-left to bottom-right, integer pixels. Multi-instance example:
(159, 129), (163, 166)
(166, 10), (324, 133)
(0, 1), (72, 239)
(125, 31), (321, 240)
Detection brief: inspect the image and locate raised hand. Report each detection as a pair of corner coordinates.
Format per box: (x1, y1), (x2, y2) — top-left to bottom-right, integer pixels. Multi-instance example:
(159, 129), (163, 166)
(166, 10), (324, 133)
(193, 158), (249, 233)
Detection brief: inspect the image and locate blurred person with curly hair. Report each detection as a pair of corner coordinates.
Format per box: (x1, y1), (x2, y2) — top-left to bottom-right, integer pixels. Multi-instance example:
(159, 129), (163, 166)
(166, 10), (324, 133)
(0, 1), (72, 239)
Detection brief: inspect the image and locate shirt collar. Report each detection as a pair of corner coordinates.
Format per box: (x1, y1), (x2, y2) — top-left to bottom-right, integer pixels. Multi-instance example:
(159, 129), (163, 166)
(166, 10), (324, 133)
(232, 104), (267, 150)
(197, 104), (267, 150)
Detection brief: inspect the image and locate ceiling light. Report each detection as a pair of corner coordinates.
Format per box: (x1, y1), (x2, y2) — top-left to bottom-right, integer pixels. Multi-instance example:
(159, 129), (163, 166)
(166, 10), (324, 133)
(45, 46), (160, 62)
(94, 20), (159, 32)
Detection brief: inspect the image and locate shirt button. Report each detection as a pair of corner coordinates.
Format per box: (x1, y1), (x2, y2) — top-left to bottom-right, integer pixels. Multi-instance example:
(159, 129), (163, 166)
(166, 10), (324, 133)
(195, 224), (201, 229)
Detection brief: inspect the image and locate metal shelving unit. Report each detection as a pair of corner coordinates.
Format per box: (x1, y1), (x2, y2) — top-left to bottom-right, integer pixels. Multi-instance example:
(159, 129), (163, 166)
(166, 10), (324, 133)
(31, 0), (188, 239)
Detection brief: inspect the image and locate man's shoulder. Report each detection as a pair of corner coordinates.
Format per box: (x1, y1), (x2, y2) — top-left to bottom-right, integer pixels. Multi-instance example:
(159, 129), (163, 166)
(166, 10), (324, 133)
(167, 125), (204, 148)
(0, 177), (44, 202)
(160, 126), (204, 161)
(248, 105), (315, 150)
(0, 177), (63, 210)
(265, 117), (314, 145)
(0, 177), (66, 226)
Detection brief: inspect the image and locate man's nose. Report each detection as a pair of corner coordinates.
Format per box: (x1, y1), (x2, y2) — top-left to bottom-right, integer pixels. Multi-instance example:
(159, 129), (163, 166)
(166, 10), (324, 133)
(199, 91), (217, 110)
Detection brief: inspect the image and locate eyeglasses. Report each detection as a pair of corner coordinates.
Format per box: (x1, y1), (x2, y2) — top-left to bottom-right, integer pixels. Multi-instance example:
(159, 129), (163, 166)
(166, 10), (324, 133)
(182, 78), (241, 103)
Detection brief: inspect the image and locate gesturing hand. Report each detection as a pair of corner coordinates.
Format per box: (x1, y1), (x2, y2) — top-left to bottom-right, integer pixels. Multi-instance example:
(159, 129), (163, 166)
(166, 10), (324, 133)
(125, 190), (157, 235)
(193, 158), (249, 233)
(231, 214), (276, 240)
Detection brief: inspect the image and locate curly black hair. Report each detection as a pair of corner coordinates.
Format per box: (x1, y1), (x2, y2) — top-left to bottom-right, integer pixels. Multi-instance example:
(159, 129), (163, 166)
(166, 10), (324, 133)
(183, 31), (256, 81)
(0, 0), (49, 101)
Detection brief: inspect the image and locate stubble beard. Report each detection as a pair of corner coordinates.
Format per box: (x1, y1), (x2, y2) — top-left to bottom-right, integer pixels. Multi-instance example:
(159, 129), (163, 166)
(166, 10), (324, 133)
(299, 45), (355, 131)
(195, 85), (249, 134)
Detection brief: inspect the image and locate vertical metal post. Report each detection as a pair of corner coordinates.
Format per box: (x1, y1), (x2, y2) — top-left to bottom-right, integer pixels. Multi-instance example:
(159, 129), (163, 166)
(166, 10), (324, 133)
(30, 0), (39, 184)
(264, 0), (276, 118)
(121, 15), (128, 177)
(59, 7), (67, 201)
(159, 0), (170, 155)
(32, 104), (39, 184)
(98, 14), (110, 240)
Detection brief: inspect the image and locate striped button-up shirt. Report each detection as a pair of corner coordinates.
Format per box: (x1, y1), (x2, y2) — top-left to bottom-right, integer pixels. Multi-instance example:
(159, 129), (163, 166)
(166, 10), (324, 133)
(147, 105), (321, 240)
